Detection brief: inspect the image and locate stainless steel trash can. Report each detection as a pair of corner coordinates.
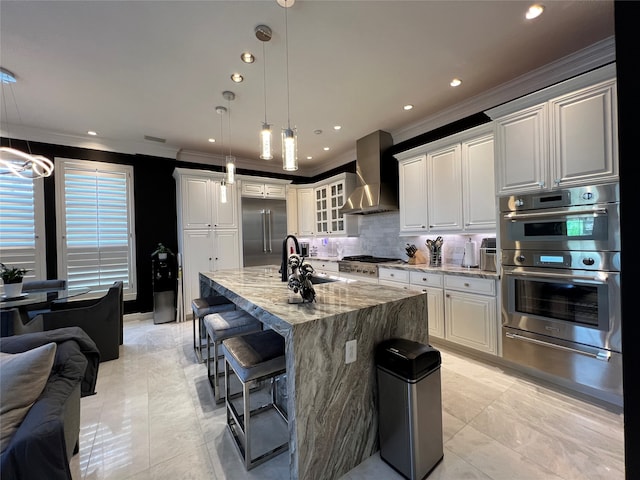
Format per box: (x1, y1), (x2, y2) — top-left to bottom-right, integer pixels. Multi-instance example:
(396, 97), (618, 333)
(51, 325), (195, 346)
(376, 338), (443, 480)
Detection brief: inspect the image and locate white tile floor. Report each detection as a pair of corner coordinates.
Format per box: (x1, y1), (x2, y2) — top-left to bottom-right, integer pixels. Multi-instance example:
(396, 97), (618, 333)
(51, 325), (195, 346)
(70, 318), (625, 480)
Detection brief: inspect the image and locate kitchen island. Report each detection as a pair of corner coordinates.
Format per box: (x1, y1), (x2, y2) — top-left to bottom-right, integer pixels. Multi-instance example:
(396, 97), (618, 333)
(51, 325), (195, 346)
(199, 266), (428, 480)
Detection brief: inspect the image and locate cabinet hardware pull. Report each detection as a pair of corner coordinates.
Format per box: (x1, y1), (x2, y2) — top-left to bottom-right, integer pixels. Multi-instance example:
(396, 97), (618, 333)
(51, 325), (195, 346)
(464, 283), (470, 287)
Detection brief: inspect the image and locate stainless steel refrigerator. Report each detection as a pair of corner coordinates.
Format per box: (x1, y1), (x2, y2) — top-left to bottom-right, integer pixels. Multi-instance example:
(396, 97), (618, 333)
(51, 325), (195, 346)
(241, 197), (288, 267)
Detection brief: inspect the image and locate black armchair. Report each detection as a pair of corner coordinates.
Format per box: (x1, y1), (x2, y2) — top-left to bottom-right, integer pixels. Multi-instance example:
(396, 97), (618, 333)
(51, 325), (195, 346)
(33, 281), (123, 362)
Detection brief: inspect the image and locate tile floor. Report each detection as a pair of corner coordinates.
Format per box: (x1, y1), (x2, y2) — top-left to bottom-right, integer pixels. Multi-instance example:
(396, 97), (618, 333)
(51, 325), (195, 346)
(70, 318), (625, 480)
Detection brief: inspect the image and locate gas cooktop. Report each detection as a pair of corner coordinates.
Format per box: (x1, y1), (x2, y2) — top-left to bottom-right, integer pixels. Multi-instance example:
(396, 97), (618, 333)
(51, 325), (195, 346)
(341, 255), (403, 264)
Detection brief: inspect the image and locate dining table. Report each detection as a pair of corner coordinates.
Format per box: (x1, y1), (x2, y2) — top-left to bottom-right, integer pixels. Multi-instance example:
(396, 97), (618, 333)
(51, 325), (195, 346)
(0, 286), (91, 337)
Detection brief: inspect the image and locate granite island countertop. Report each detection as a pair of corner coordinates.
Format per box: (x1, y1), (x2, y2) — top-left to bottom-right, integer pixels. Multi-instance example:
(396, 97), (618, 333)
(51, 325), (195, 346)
(199, 266), (428, 480)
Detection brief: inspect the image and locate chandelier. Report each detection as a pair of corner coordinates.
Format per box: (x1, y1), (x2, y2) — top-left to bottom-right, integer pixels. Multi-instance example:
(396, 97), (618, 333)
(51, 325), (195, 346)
(1, 67), (54, 178)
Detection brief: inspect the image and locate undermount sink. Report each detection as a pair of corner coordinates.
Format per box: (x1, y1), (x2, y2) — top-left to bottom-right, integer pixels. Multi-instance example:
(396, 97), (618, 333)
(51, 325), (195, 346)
(309, 276), (339, 285)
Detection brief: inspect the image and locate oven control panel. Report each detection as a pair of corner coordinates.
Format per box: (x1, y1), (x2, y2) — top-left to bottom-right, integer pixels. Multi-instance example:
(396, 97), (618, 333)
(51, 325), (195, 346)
(502, 250), (620, 272)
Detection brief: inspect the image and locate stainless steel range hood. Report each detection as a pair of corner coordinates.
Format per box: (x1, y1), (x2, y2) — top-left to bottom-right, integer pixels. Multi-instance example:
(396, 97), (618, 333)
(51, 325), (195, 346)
(340, 130), (396, 215)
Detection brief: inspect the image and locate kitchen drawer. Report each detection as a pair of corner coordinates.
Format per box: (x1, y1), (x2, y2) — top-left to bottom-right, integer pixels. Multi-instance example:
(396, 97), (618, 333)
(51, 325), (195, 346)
(410, 271), (443, 288)
(378, 267), (410, 284)
(378, 279), (411, 290)
(444, 274), (495, 296)
(308, 260), (339, 273)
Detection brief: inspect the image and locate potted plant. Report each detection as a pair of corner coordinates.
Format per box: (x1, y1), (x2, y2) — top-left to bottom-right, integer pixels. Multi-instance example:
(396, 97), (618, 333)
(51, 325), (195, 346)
(1, 263), (29, 298)
(151, 243), (174, 261)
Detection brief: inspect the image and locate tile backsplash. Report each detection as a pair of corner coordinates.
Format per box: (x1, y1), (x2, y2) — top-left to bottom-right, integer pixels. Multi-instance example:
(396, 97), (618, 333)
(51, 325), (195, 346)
(299, 211), (495, 267)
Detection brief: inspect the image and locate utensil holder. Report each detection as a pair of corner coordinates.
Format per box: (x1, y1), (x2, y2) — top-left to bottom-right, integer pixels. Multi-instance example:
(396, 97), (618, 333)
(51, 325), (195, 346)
(429, 249), (442, 267)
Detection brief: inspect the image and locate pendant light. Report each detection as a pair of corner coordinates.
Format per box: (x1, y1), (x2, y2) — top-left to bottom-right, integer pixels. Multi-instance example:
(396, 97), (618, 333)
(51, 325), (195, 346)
(279, 0), (298, 171)
(256, 25), (274, 160)
(215, 105), (228, 203)
(0, 67), (54, 178)
(223, 90), (236, 184)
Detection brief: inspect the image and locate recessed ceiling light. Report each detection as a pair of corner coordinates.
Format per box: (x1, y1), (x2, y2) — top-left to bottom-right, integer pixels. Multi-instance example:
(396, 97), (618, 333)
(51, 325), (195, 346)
(241, 52), (255, 63)
(208, 138), (216, 143)
(403, 104), (413, 111)
(525, 4), (544, 20)
(314, 129), (323, 135)
(450, 78), (462, 87)
(231, 73), (244, 83)
(323, 147), (330, 151)
(333, 125), (342, 131)
(87, 131), (97, 136)
(306, 156), (313, 160)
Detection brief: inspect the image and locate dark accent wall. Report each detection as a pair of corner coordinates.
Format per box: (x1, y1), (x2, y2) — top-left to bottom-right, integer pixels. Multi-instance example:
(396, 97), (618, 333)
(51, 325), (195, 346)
(0, 138), (303, 314)
(615, 1), (636, 478)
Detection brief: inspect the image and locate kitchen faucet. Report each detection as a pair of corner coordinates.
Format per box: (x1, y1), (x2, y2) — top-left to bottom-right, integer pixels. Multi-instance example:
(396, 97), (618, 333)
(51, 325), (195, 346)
(280, 235), (301, 281)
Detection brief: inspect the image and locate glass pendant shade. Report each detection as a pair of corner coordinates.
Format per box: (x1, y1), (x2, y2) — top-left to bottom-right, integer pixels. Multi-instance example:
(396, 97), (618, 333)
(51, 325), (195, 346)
(282, 127), (298, 171)
(220, 179), (228, 204)
(260, 123), (273, 160)
(225, 156), (236, 184)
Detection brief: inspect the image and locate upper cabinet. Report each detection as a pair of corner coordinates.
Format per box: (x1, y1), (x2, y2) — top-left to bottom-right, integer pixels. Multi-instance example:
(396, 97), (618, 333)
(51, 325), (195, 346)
(314, 174), (358, 236)
(487, 64), (618, 195)
(396, 124), (495, 235)
(286, 185), (299, 236)
(286, 173), (359, 238)
(179, 174), (237, 229)
(240, 180), (287, 199)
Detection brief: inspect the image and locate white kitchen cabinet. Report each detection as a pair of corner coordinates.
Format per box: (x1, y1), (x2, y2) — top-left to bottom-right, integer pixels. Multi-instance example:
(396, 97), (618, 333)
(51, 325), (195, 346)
(241, 181), (287, 199)
(427, 144), (463, 231)
(398, 155), (428, 233)
(174, 168), (242, 318)
(489, 64), (618, 195)
(409, 271), (444, 339)
(444, 275), (497, 354)
(286, 186), (299, 236)
(307, 259), (339, 277)
(396, 124), (495, 234)
(180, 175), (237, 229)
(378, 267), (410, 286)
(297, 188), (316, 236)
(181, 229), (240, 319)
(462, 134), (496, 230)
(314, 175), (358, 236)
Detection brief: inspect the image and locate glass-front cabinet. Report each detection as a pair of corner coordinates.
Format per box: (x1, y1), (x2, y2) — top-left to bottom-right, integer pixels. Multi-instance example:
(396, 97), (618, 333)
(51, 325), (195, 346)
(315, 177), (356, 236)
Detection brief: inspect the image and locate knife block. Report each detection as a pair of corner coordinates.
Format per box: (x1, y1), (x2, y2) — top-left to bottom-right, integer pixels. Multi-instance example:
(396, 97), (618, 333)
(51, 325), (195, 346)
(408, 250), (427, 265)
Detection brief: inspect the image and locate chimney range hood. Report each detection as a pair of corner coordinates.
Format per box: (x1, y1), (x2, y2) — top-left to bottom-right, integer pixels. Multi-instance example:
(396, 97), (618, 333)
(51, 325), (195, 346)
(340, 130), (397, 215)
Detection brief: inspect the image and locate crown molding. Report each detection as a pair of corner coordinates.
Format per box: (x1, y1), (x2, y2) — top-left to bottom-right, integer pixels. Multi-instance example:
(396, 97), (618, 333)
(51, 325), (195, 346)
(391, 36), (616, 145)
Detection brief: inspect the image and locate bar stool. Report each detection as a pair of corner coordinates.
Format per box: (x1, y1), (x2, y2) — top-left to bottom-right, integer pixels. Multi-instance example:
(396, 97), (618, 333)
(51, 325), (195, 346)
(191, 295), (235, 363)
(222, 329), (288, 470)
(203, 310), (262, 404)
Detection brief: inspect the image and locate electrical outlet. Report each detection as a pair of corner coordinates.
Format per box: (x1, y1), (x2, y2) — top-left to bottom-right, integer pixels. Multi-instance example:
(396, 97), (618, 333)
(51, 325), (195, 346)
(345, 339), (357, 364)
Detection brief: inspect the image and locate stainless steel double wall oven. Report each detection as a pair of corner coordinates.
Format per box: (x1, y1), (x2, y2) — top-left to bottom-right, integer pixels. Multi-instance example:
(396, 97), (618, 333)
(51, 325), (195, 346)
(500, 183), (622, 398)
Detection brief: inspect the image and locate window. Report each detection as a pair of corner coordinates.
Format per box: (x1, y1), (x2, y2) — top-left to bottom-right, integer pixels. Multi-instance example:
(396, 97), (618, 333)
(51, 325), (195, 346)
(55, 158), (137, 300)
(0, 174), (46, 284)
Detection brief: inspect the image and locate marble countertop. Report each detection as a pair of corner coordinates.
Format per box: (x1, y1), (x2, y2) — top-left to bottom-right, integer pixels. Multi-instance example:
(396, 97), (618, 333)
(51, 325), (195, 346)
(307, 256), (500, 279)
(200, 265), (423, 332)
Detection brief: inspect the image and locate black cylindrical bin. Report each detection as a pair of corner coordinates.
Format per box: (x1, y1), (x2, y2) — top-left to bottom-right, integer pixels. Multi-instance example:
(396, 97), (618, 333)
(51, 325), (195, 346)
(152, 256), (176, 324)
(376, 338), (443, 480)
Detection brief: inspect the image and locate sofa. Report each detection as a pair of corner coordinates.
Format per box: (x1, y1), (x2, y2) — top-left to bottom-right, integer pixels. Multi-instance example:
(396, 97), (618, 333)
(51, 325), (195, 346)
(0, 327), (100, 480)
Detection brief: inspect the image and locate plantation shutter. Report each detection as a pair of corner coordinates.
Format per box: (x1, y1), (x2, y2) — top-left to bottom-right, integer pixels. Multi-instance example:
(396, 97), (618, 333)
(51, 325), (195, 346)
(0, 174), (46, 282)
(56, 158), (137, 299)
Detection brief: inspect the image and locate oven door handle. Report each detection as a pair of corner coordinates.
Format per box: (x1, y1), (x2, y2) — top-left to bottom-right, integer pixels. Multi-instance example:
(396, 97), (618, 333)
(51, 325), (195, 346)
(505, 332), (611, 361)
(503, 207), (608, 221)
(505, 270), (607, 283)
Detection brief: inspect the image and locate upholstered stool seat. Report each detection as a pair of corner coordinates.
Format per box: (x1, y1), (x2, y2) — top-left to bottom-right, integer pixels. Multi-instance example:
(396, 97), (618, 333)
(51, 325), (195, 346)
(203, 310), (262, 403)
(222, 329), (288, 470)
(191, 295), (235, 363)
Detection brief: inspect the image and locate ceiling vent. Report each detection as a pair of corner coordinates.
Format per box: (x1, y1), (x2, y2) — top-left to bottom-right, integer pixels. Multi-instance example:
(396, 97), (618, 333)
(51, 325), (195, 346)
(144, 135), (166, 143)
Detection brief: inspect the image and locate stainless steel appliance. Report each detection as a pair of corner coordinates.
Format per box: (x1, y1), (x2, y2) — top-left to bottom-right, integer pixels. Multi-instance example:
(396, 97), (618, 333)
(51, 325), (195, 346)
(500, 183), (622, 399)
(338, 255), (403, 281)
(241, 197), (287, 267)
(479, 238), (496, 272)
